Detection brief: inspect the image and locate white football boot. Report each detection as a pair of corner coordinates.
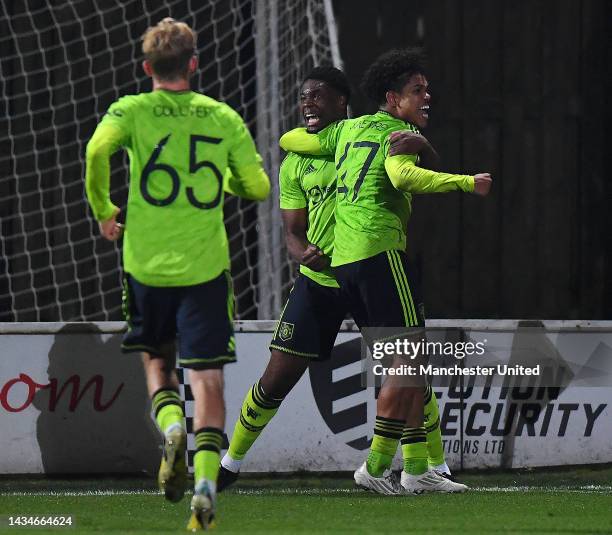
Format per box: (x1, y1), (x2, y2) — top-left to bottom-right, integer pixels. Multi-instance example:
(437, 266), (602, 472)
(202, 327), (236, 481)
(354, 462), (402, 495)
(401, 469), (468, 494)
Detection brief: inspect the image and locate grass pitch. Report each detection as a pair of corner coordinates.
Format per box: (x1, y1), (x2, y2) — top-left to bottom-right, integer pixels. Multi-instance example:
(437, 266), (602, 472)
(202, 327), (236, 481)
(1, 467), (611, 534)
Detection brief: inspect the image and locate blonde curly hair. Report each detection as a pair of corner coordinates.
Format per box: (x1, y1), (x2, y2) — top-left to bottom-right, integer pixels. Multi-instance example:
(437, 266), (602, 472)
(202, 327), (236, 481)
(142, 17), (196, 80)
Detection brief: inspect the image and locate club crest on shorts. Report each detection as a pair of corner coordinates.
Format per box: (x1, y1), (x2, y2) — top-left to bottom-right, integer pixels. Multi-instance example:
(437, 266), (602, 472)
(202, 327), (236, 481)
(278, 321), (295, 341)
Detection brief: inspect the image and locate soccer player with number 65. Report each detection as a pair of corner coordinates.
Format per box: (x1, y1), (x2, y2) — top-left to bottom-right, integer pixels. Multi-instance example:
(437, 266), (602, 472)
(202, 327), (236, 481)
(84, 18), (270, 531)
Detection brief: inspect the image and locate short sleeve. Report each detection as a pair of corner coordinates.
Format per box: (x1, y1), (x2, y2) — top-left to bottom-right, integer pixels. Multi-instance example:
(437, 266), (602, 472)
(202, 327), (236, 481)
(279, 155), (307, 209)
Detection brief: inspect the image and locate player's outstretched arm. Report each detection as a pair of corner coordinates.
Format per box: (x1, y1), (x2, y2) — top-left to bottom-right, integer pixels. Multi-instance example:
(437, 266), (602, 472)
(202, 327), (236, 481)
(281, 208), (330, 272)
(279, 121), (342, 156)
(385, 155), (492, 196)
(279, 128), (324, 155)
(389, 130), (440, 170)
(85, 122), (124, 241)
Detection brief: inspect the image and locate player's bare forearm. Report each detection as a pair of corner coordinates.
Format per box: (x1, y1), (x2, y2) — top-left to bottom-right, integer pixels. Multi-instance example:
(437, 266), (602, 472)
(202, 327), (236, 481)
(281, 208), (330, 271)
(285, 230), (309, 263)
(282, 208), (310, 262)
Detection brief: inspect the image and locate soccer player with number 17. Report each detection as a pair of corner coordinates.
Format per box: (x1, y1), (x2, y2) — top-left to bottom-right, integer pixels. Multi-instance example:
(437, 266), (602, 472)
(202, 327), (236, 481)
(84, 18), (270, 530)
(281, 48), (491, 494)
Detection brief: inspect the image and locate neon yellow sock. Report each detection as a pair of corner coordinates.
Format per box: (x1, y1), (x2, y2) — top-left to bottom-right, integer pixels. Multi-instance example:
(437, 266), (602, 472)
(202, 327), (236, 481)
(227, 381), (282, 461)
(366, 416), (403, 477)
(401, 427), (428, 475)
(194, 427), (224, 484)
(152, 388), (184, 433)
(424, 385), (445, 466)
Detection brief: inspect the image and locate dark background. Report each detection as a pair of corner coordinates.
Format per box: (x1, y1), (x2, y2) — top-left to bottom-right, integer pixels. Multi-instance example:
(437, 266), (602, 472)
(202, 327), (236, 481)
(1, 0), (610, 321)
(333, 0), (611, 319)
(0, 0), (259, 321)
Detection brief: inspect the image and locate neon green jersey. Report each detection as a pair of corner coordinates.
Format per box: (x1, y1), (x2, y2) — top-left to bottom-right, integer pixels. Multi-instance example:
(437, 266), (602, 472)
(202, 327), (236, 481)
(316, 111), (415, 266)
(314, 111), (472, 266)
(279, 152), (338, 288)
(85, 90), (269, 286)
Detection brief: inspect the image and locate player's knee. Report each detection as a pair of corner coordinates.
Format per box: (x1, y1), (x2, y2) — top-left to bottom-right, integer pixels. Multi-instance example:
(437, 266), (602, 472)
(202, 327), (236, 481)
(378, 384), (421, 416)
(190, 369), (224, 394)
(260, 350), (308, 399)
(259, 372), (291, 400)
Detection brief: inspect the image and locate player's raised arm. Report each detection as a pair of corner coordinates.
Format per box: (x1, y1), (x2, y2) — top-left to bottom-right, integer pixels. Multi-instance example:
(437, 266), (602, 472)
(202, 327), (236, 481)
(226, 110), (271, 201)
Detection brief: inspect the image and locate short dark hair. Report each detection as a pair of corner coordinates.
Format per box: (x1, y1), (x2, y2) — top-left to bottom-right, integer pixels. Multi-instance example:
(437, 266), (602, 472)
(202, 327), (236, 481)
(303, 65), (351, 102)
(361, 48), (426, 105)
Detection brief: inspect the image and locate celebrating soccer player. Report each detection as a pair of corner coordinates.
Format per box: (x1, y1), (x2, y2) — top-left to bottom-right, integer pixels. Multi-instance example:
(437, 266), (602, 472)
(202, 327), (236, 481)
(219, 65), (464, 494)
(279, 48), (491, 494)
(218, 67), (351, 489)
(84, 18), (270, 530)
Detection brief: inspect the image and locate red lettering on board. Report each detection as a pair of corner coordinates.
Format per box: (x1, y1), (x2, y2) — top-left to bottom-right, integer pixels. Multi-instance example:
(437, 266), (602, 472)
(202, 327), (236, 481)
(0, 373), (124, 413)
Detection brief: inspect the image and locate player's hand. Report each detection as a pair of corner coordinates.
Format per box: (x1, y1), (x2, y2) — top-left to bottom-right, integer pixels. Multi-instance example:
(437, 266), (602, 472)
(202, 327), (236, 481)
(301, 244), (330, 272)
(473, 173), (492, 196)
(98, 208), (124, 241)
(389, 130), (429, 156)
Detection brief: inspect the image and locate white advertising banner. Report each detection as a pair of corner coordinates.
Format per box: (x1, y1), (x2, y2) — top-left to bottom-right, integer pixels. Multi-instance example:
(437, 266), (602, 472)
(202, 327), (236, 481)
(0, 322), (611, 474)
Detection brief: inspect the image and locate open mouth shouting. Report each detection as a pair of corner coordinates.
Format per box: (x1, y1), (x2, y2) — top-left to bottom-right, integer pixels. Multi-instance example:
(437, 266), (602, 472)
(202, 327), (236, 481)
(304, 111), (321, 130)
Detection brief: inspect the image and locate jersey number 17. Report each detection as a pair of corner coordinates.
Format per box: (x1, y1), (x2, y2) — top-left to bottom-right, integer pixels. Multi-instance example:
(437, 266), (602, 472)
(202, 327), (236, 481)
(336, 141), (379, 202)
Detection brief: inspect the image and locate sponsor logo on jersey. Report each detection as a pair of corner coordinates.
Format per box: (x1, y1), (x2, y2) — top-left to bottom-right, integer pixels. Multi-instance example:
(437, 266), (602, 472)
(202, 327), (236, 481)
(307, 184), (336, 208)
(304, 163), (317, 175)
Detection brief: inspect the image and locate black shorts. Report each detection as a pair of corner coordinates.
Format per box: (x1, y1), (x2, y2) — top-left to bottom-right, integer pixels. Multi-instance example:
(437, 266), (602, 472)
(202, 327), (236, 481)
(333, 250), (425, 339)
(269, 273), (347, 360)
(121, 271), (236, 370)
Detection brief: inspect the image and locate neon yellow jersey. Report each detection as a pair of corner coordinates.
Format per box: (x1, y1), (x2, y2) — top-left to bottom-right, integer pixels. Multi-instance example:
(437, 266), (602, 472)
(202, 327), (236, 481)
(85, 90), (269, 286)
(279, 112), (474, 268)
(318, 112), (418, 266)
(279, 152), (338, 288)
